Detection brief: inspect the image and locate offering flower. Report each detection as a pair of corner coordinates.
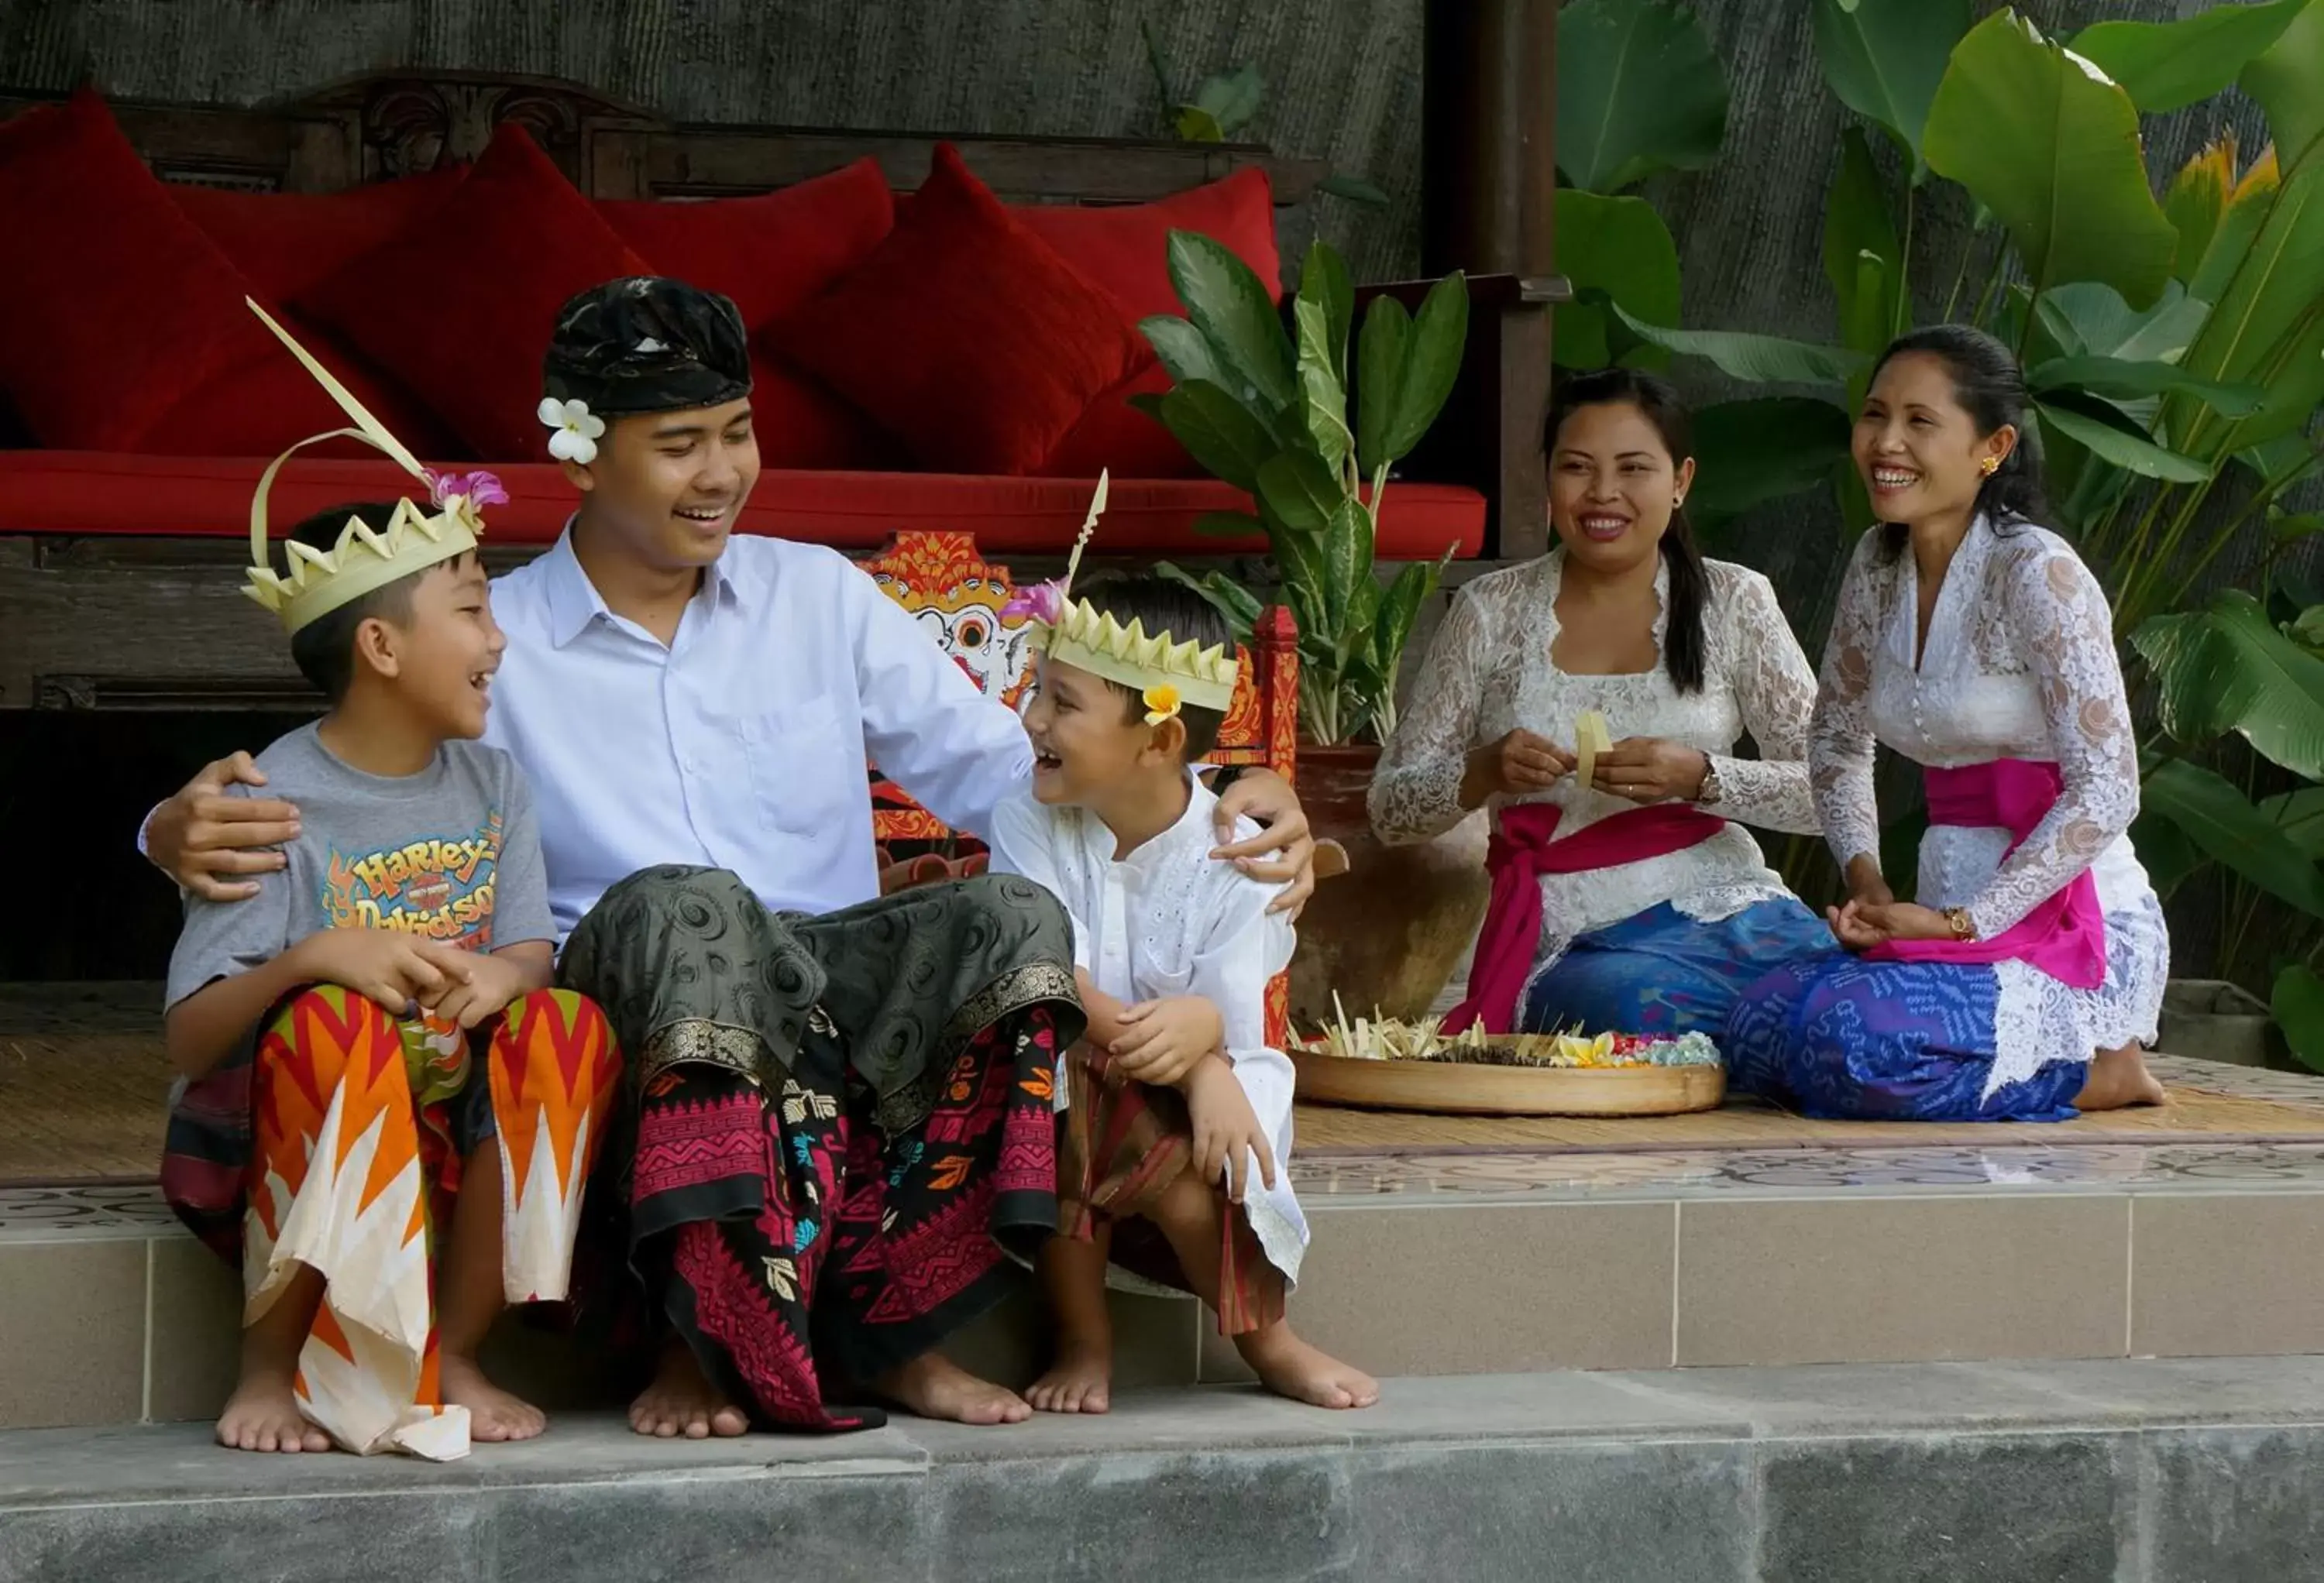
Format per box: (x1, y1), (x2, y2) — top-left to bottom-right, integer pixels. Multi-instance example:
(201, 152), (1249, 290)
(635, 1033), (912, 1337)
(1001, 578), (1066, 627)
(1141, 682), (1182, 726)
(537, 397), (605, 465)
(424, 469), (510, 510)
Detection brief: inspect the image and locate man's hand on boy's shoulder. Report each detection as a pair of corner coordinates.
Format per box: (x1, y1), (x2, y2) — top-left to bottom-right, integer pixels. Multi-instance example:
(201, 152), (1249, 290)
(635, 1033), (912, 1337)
(147, 753), (301, 901)
(1207, 767), (1315, 919)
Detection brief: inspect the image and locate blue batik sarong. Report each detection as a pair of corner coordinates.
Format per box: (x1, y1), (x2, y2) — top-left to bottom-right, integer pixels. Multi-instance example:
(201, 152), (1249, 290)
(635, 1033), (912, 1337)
(1520, 898), (1832, 1042)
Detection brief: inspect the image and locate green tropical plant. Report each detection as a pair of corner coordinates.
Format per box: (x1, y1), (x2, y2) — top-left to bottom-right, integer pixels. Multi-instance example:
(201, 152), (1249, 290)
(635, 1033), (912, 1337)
(1133, 232), (1468, 746)
(1138, 21), (1389, 206)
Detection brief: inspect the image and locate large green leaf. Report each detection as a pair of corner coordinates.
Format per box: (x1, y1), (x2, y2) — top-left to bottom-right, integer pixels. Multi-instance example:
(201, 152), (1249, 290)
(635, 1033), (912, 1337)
(1254, 450), (1343, 537)
(2069, 0), (2307, 113)
(2141, 757), (2324, 919)
(1552, 189), (1683, 370)
(1182, 64), (1264, 140)
(1155, 380), (1277, 494)
(2133, 589), (2324, 778)
(1380, 273), (1470, 463)
(2027, 355), (2265, 417)
(1823, 126), (1905, 356)
(1355, 296), (1411, 476)
(2164, 141), (2237, 287)
(2262, 785), (2324, 859)
(2126, 809), (2205, 895)
(1555, 0), (1729, 194)
(1923, 12), (2179, 310)
(2030, 397), (2210, 482)
(1614, 306), (1868, 386)
(2033, 280), (2211, 365)
(2170, 142), (2324, 462)
(1140, 314), (1229, 390)
(2275, 963), (2324, 1073)
(1294, 297), (1353, 471)
(1810, 0), (1972, 180)
(1299, 241), (1354, 389)
(1318, 498), (1377, 661)
(1685, 398), (1855, 535)
(2242, 0), (2324, 169)
(1164, 229), (1295, 414)
(1151, 562), (1262, 645)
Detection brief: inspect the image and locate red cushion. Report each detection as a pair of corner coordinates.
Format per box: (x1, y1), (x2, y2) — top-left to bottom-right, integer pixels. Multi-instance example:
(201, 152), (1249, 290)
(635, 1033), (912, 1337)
(296, 125), (651, 461)
(748, 352), (901, 471)
(144, 311), (465, 462)
(597, 158), (894, 331)
(0, 91), (290, 451)
(1017, 167), (1281, 324)
(0, 451), (1485, 558)
(769, 144), (1143, 476)
(172, 167), (469, 303)
(1019, 169), (1282, 479)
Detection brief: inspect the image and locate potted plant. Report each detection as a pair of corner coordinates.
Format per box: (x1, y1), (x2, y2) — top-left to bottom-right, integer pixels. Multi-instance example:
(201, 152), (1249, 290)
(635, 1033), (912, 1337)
(1137, 231), (1489, 1020)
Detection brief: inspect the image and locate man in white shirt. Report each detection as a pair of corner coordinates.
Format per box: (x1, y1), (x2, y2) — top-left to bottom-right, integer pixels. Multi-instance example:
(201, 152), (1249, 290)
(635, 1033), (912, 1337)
(143, 276), (1315, 1438)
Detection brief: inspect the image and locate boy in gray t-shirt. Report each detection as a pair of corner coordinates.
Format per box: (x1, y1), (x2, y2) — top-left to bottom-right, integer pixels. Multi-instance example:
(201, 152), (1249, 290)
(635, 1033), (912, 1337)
(163, 500), (618, 1462)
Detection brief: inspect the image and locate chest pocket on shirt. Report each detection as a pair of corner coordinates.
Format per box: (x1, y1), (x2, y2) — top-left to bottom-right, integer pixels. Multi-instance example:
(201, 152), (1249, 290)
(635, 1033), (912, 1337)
(740, 696), (861, 835)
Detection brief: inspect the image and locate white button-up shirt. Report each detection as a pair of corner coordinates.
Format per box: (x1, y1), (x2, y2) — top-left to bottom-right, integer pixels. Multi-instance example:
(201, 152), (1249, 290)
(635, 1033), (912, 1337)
(483, 529), (1033, 941)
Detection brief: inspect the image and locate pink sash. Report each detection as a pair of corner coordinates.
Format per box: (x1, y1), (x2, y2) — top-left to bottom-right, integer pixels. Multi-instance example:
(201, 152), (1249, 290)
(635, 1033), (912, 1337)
(1444, 802), (1729, 1035)
(1865, 759), (2106, 989)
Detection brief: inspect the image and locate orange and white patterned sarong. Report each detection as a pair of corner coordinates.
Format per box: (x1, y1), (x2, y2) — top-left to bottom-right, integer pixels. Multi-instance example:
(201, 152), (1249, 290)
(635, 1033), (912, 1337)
(239, 985), (617, 1459)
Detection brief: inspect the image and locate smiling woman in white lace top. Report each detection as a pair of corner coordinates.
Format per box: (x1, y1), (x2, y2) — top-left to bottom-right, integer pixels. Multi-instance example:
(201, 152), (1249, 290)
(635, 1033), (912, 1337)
(1725, 324), (2169, 1121)
(1370, 368), (1831, 1042)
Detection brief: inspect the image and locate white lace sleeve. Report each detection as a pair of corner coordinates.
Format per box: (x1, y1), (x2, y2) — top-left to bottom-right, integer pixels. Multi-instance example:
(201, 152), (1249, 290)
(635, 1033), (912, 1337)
(1965, 543), (2139, 938)
(1813, 533), (1888, 874)
(1369, 584), (1495, 844)
(1704, 566), (1821, 834)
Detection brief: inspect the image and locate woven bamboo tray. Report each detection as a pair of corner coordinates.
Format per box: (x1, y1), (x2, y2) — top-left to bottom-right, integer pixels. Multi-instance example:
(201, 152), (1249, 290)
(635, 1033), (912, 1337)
(1291, 1044), (1726, 1118)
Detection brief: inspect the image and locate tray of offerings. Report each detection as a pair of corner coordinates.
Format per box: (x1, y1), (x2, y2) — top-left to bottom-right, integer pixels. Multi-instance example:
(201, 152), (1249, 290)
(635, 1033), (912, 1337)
(1292, 1011), (1726, 1118)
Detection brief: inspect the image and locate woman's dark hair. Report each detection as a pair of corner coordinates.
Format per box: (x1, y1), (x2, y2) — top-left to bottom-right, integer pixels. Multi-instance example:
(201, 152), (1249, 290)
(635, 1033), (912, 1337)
(1866, 324), (2047, 555)
(1542, 367), (1710, 693)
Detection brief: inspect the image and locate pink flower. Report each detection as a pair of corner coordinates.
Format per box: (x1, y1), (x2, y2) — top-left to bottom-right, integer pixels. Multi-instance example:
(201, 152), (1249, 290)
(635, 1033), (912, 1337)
(425, 469), (511, 510)
(1001, 579), (1065, 626)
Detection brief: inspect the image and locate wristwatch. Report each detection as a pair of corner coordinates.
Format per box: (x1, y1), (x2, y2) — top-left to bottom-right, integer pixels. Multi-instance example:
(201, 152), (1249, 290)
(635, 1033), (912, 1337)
(1941, 906), (1977, 942)
(1696, 757), (1724, 806)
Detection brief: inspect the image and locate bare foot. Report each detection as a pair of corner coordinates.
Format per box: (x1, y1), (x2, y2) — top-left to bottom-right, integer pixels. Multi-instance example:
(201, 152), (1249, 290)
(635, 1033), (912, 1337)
(871, 1351), (1031, 1425)
(627, 1340), (750, 1439)
(217, 1369), (332, 1454)
(1026, 1338), (1113, 1415)
(440, 1351), (547, 1443)
(2075, 1044), (2167, 1112)
(1236, 1324), (1379, 1410)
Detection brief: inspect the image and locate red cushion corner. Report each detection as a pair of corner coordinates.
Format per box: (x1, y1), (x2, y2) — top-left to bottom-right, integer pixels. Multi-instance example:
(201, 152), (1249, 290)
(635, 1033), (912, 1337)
(295, 123), (651, 462)
(767, 144), (1143, 477)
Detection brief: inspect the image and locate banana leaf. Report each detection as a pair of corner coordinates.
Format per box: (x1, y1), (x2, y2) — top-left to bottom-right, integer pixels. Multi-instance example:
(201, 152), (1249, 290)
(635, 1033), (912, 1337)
(2141, 757), (2324, 918)
(2029, 397), (2209, 482)
(2133, 589), (2324, 779)
(2278, 963), (2324, 1073)
(1611, 307), (1867, 387)
(1810, 0), (1971, 181)
(1923, 11), (2179, 311)
(2070, 0), (2307, 113)
(2242, 0), (2324, 170)
(1556, 0), (1730, 194)
(1552, 189), (1683, 371)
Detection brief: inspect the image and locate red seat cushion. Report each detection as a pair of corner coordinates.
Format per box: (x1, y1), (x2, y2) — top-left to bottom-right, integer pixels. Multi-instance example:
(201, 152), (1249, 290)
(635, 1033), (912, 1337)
(1019, 168), (1284, 480)
(0, 91), (299, 451)
(172, 167), (469, 303)
(146, 311), (466, 462)
(769, 145), (1143, 476)
(0, 452), (1484, 559)
(597, 159), (894, 332)
(296, 125), (651, 462)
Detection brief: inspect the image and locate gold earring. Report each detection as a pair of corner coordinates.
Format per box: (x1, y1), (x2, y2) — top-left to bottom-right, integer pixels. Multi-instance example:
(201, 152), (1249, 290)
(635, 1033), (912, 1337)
(1673, 494), (1685, 508)
(1980, 455), (2001, 477)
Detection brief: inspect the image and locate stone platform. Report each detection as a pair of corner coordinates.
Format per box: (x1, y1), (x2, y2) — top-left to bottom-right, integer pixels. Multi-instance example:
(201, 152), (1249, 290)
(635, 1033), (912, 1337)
(7, 1357), (2324, 1581)
(12, 1053), (2324, 1432)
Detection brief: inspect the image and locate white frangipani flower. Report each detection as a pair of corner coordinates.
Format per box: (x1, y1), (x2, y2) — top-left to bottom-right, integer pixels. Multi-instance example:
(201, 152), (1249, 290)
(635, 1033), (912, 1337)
(538, 397), (606, 465)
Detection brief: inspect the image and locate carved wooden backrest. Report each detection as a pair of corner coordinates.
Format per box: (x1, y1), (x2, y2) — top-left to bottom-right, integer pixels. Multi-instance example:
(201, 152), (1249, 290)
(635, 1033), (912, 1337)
(860, 529), (1299, 1043)
(0, 70), (1329, 204)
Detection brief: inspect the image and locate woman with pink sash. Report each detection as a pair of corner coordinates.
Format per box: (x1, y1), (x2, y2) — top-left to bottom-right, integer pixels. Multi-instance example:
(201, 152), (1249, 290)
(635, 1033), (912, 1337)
(1726, 327), (2168, 1121)
(1372, 370), (1830, 1042)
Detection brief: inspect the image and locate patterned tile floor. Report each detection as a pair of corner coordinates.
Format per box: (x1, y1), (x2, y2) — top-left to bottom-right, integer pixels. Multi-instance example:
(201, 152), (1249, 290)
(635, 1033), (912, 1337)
(11, 1056), (2324, 1235)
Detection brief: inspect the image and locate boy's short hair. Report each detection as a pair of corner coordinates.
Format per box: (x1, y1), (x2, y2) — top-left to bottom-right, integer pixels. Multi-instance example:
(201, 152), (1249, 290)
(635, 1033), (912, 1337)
(282, 503), (425, 703)
(1071, 575), (1233, 761)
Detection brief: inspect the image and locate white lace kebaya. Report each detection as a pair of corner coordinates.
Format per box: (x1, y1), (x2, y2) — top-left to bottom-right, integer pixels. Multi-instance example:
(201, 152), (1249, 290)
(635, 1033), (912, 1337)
(1811, 513), (2168, 1092)
(1369, 550), (1823, 989)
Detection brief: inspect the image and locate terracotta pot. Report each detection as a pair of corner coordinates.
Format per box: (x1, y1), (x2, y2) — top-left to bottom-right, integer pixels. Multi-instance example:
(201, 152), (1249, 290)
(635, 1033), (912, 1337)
(1287, 743), (1492, 1028)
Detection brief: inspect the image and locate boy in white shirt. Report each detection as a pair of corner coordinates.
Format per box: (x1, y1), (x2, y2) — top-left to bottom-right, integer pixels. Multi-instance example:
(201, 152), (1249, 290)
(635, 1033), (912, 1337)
(988, 565), (1377, 1414)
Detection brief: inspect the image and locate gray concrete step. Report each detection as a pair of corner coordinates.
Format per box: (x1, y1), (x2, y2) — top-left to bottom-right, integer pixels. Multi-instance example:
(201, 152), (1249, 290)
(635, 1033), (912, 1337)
(7, 1356), (2324, 1582)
